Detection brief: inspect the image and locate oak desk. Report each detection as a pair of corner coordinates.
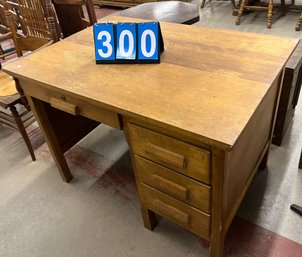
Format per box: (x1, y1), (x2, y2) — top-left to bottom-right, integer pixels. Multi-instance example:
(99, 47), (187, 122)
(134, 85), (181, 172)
(3, 17), (298, 257)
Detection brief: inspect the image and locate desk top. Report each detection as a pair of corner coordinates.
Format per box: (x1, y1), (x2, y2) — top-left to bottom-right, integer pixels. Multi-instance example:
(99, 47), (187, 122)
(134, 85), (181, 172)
(3, 17), (298, 150)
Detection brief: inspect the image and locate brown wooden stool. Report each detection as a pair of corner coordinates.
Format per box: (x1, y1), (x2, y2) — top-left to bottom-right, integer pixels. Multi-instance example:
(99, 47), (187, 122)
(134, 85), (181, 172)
(117, 1), (200, 25)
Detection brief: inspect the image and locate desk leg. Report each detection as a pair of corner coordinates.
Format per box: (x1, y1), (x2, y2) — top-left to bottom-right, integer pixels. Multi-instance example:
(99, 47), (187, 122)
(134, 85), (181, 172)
(28, 96), (73, 182)
(259, 146), (269, 170)
(141, 205), (158, 230)
(209, 148), (225, 257)
(299, 149), (302, 169)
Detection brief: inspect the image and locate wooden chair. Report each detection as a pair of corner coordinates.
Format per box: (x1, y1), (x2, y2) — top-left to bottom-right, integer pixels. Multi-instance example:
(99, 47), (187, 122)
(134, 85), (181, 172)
(118, 1), (200, 25)
(52, 0), (97, 38)
(0, 0), (59, 161)
(235, 0), (274, 28)
(0, 0), (19, 59)
(235, 0), (286, 29)
(12, 0), (60, 47)
(0, 69), (36, 160)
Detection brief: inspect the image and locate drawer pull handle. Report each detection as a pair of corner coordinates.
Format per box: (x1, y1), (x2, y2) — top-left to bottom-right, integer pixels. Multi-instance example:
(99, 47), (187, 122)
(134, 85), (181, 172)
(145, 144), (186, 169)
(153, 199), (190, 225)
(50, 98), (79, 116)
(152, 174), (188, 200)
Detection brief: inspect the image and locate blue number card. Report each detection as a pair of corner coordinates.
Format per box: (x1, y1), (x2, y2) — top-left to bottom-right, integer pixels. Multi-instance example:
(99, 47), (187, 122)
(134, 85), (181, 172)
(93, 23), (115, 61)
(137, 23), (159, 61)
(116, 23), (136, 60)
(93, 22), (164, 64)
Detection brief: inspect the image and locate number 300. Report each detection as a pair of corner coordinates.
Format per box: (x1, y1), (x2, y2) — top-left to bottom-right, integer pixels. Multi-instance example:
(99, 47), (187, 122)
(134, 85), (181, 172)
(94, 22), (162, 63)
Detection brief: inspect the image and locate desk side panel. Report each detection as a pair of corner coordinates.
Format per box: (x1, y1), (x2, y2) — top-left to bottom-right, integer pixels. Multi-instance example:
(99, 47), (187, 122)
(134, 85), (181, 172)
(222, 74), (282, 232)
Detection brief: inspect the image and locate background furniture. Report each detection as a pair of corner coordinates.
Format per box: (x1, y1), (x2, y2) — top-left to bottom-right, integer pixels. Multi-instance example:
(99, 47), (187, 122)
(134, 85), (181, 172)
(117, 1), (199, 25)
(0, 0), (60, 161)
(0, 72), (36, 161)
(3, 16), (297, 257)
(52, 0), (96, 38)
(12, 0), (59, 44)
(93, 0), (189, 8)
(290, 150), (302, 216)
(273, 40), (302, 146)
(201, 0), (236, 9)
(235, 0), (286, 28)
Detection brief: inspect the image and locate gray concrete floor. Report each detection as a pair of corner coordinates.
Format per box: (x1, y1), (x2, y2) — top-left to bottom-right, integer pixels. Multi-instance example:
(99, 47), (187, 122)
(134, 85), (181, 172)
(1, 2), (302, 257)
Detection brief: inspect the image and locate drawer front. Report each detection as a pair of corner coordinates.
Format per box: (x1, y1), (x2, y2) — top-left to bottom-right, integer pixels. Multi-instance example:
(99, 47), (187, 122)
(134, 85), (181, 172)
(139, 183), (210, 239)
(135, 156), (211, 213)
(21, 79), (121, 129)
(128, 123), (210, 184)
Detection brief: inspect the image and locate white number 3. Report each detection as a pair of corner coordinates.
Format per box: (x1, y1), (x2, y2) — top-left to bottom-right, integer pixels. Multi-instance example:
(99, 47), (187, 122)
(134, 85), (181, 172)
(98, 31), (113, 58)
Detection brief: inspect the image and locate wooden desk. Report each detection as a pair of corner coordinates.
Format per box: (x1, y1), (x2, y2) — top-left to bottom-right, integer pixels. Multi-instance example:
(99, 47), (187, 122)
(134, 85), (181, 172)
(3, 17), (298, 257)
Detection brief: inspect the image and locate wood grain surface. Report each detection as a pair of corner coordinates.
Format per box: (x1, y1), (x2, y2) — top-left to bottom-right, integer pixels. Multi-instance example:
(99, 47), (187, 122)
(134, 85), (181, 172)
(3, 17), (298, 150)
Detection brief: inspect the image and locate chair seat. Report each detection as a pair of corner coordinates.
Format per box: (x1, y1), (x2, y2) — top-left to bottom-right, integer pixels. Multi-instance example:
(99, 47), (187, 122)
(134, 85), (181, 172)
(117, 1), (200, 25)
(0, 71), (17, 97)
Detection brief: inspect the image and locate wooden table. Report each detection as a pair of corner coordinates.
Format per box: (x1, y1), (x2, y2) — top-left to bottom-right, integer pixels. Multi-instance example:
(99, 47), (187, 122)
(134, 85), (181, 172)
(3, 17), (298, 257)
(117, 1), (200, 25)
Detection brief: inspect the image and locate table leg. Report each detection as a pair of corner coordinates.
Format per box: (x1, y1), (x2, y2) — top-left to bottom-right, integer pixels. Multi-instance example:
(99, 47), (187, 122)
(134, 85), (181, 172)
(27, 96), (73, 182)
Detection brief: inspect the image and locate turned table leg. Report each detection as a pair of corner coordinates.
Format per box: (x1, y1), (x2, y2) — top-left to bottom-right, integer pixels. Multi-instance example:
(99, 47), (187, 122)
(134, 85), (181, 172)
(267, 0), (273, 28)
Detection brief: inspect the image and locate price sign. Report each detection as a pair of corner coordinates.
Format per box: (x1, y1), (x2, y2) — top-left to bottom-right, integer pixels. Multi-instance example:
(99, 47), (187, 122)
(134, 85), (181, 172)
(93, 22), (164, 64)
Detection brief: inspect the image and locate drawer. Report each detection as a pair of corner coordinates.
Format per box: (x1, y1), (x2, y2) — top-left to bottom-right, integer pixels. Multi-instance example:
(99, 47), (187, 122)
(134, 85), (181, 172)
(135, 156), (211, 213)
(128, 123), (210, 184)
(139, 183), (210, 239)
(21, 79), (121, 129)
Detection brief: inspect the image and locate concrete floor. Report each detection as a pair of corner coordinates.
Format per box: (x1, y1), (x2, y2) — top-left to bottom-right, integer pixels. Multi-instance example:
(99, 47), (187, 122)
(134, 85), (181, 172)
(1, 1), (302, 257)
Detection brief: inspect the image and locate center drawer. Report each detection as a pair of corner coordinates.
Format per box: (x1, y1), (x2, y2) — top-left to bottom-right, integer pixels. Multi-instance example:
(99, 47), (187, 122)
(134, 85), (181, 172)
(135, 156), (211, 213)
(20, 79), (121, 129)
(127, 123), (211, 184)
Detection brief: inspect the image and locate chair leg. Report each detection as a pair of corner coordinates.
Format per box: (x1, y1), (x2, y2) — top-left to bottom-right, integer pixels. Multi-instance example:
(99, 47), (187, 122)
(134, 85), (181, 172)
(280, 0), (286, 16)
(235, 0), (248, 25)
(296, 12), (302, 31)
(200, 0), (206, 8)
(9, 105), (36, 161)
(267, 0), (273, 28)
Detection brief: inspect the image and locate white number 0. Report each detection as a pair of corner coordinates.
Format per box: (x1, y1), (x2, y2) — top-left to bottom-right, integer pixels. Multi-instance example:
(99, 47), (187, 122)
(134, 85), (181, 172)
(141, 29), (156, 58)
(98, 31), (113, 58)
(119, 30), (134, 57)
